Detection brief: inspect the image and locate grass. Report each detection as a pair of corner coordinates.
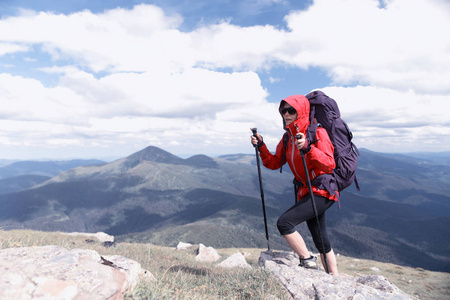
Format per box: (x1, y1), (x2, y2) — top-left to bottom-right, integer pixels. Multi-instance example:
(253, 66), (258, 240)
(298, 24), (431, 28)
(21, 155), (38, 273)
(1, 229), (449, 299)
(0, 229), (290, 299)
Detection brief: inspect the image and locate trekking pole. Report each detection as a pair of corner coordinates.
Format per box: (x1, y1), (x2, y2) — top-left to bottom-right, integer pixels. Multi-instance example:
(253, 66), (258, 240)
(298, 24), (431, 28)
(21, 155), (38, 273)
(251, 128), (270, 251)
(296, 134), (330, 274)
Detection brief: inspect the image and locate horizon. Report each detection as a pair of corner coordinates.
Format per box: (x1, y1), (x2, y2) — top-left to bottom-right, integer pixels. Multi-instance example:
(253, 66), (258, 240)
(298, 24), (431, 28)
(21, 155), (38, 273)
(1, 145), (449, 163)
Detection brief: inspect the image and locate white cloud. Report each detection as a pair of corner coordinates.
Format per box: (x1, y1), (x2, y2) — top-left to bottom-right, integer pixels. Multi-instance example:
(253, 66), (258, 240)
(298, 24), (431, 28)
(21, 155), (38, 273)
(282, 0), (450, 94)
(320, 86), (450, 152)
(0, 0), (449, 159)
(190, 22), (287, 70)
(2, 1), (449, 87)
(0, 42), (29, 55)
(0, 68), (270, 158)
(0, 74), (91, 124)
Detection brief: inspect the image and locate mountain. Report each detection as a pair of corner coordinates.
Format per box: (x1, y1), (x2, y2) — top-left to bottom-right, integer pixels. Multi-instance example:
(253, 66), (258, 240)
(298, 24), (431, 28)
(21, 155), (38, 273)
(0, 159), (18, 167)
(0, 159), (106, 179)
(0, 146), (449, 272)
(0, 159), (106, 194)
(355, 149), (450, 216)
(396, 151), (450, 166)
(0, 175), (51, 195)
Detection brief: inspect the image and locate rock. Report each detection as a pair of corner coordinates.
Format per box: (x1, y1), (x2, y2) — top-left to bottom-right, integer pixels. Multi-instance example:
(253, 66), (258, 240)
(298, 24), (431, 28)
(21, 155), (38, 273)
(103, 241), (116, 248)
(217, 252), (252, 269)
(102, 254), (156, 289)
(258, 250), (412, 300)
(63, 231), (114, 242)
(0, 245), (154, 300)
(195, 243), (221, 262)
(176, 242), (193, 250)
(242, 251), (251, 257)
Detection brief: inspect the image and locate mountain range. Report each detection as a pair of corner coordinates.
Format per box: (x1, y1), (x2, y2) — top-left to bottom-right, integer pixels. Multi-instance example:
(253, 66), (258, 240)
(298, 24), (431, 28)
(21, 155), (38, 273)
(0, 146), (449, 272)
(0, 159), (105, 195)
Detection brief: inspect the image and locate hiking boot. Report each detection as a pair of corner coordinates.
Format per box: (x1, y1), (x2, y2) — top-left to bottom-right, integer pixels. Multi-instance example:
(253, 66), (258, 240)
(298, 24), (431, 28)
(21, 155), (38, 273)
(299, 256), (318, 269)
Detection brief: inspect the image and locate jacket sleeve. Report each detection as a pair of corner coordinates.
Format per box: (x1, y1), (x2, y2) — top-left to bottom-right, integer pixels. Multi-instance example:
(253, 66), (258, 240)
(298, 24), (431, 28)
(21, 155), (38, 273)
(307, 127), (335, 173)
(257, 138), (286, 170)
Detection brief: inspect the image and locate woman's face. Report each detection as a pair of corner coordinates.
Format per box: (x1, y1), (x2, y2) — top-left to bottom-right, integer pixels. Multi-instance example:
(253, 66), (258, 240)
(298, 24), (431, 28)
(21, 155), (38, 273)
(281, 103), (297, 126)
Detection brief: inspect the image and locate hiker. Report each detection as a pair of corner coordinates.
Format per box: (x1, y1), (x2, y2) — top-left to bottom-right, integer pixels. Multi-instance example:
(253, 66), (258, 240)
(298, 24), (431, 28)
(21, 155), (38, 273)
(251, 94), (339, 275)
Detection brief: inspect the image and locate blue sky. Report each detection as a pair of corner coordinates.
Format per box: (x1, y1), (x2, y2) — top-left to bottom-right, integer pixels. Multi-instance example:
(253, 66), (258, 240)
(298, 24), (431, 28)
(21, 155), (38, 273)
(1, 0), (449, 160)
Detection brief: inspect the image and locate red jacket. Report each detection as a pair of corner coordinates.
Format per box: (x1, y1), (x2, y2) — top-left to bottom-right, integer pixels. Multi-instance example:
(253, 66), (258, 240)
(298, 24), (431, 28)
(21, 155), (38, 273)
(258, 95), (338, 201)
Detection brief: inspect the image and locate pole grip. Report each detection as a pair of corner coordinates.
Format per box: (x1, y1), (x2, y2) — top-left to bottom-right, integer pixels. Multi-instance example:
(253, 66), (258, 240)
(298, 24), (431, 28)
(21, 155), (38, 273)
(251, 128), (258, 148)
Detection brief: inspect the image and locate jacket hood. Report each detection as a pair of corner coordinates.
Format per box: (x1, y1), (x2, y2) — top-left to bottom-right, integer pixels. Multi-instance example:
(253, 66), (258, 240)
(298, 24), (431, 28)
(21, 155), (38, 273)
(279, 95), (310, 134)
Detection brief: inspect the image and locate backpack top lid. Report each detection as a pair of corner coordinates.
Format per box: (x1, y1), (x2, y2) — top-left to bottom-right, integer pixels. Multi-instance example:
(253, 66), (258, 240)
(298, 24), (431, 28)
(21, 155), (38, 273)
(306, 91), (341, 131)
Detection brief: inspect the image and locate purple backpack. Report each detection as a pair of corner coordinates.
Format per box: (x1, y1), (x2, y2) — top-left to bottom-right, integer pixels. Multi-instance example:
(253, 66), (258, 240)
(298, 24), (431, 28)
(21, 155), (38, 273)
(305, 91), (360, 196)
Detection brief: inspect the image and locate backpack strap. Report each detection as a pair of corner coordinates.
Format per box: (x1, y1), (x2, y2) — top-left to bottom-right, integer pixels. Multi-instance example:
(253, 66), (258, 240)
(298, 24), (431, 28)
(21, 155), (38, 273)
(293, 178), (302, 203)
(351, 142), (361, 191)
(280, 132), (289, 173)
(306, 106), (319, 145)
(354, 176), (360, 191)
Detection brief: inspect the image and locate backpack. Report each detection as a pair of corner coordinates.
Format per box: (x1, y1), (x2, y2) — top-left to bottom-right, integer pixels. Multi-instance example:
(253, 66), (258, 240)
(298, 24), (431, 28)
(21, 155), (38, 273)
(281, 91), (360, 198)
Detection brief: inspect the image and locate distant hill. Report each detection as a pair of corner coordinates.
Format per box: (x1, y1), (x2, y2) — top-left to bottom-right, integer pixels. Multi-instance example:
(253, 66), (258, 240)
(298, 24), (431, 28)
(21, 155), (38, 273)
(0, 159), (106, 179)
(354, 149), (450, 216)
(0, 146), (449, 272)
(0, 159), (106, 194)
(0, 159), (18, 167)
(395, 151), (450, 166)
(0, 175), (51, 195)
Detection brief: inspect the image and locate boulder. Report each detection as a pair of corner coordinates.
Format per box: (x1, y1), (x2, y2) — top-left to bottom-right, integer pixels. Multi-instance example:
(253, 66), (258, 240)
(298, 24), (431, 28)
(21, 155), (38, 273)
(175, 242), (193, 250)
(195, 243), (221, 262)
(258, 250), (412, 300)
(62, 231), (114, 242)
(0, 245), (154, 300)
(217, 252), (252, 269)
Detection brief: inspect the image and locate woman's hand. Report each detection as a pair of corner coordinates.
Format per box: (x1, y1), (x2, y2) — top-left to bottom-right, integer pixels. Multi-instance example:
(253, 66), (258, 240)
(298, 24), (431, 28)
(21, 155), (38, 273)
(251, 133), (263, 147)
(295, 133), (307, 151)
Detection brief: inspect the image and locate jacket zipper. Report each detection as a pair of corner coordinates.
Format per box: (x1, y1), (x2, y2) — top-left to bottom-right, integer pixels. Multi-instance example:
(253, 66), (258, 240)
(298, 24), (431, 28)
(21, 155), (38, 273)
(288, 129), (302, 180)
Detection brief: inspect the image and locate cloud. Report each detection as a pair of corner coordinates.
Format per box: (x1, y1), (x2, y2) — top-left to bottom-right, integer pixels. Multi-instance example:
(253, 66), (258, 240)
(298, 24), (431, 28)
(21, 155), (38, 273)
(0, 0), (449, 159)
(281, 0), (450, 94)
(0, 42), (29, 56)
(0, 73), (92, 123)
(3, 1), (449, 88)
(0, 69), (272, 158)
(0, 5), (184, 72)
(282, 0), (450, 94)
(321, 86), (450, 152)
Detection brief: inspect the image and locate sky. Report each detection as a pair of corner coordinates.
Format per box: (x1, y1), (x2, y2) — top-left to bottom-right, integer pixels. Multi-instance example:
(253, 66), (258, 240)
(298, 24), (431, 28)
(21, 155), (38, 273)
(0, 0), (449, 161)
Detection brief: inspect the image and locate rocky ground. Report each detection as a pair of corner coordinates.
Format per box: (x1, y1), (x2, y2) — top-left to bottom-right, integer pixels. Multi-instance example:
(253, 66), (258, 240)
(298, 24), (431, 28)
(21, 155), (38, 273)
(1, 230), (448, 299)
(219, 247), (449, 300)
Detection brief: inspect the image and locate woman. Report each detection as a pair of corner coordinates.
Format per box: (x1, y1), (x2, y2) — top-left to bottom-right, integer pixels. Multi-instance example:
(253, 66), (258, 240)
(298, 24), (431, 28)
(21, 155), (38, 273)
(251, 94), (339, 275)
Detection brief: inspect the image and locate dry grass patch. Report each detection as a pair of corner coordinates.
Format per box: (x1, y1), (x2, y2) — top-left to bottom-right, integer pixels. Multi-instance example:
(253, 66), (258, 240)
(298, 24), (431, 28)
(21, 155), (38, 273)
(2, 229), (449, 299)
(0, 229), (289, 299)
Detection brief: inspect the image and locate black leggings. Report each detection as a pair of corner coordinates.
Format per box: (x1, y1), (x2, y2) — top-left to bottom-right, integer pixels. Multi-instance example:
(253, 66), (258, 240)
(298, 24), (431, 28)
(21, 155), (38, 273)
(277, 195), (334, 254)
